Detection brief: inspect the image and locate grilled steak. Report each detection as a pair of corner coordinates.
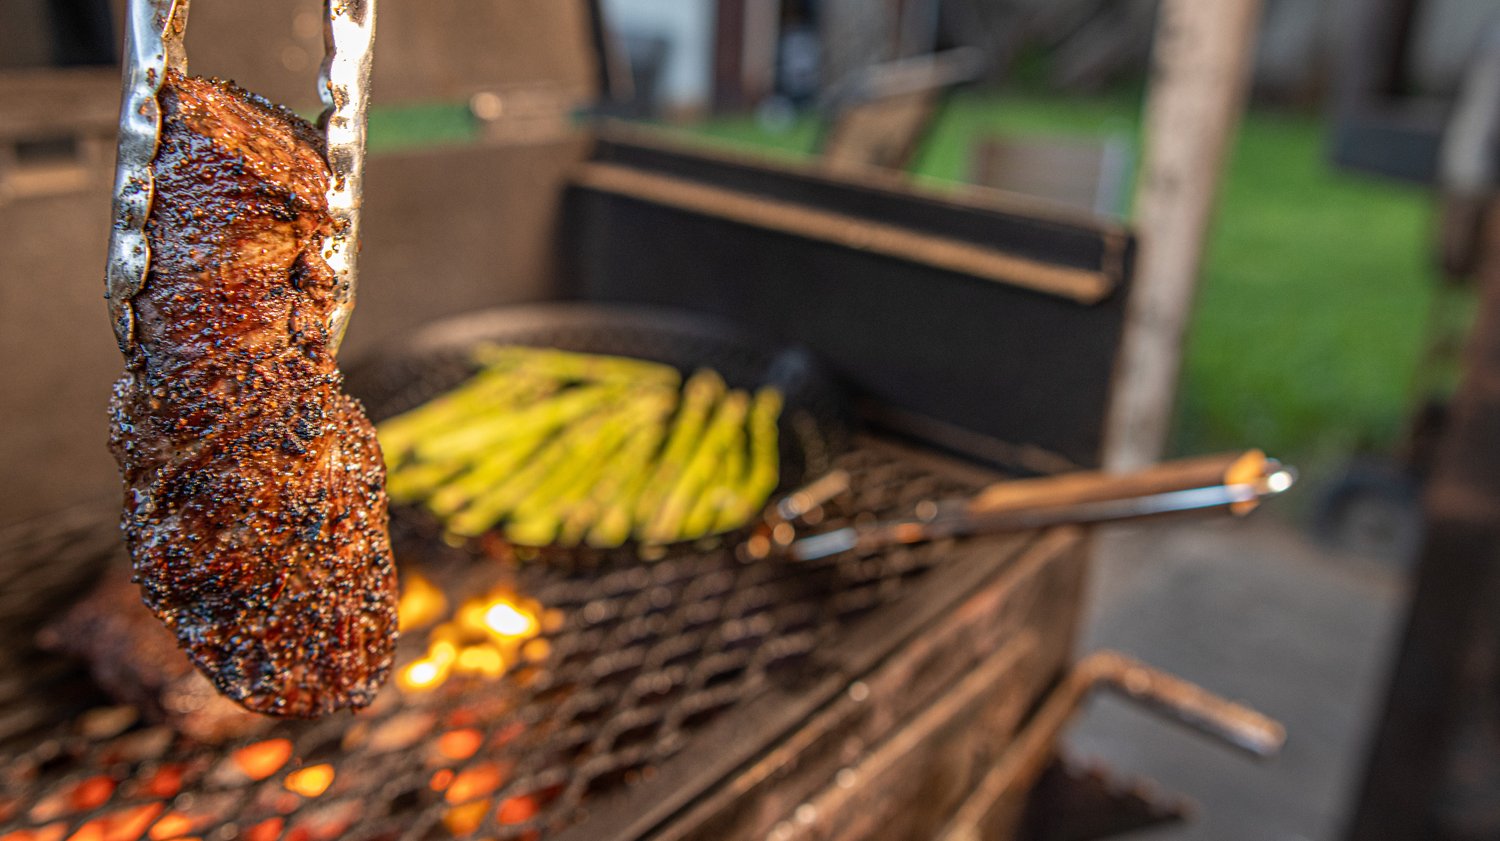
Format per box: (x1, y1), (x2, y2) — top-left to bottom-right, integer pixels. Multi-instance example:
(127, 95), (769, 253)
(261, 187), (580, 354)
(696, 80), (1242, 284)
(108, 72), (397, 717)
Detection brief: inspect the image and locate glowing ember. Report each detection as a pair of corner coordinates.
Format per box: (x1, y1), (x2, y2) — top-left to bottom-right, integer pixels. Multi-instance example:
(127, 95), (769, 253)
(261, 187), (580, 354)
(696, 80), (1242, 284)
(398, 658), (448, 691)
(68, 776), (116, 811)
(138, 765), (186, 799)
(146, 812), (196, 840)
(397, 588), (541, 692)
(232, 740), (293, 781)
(397, 571), (448, 632)
(444, 763), (507, 805)
(243, 818), (283, 841)
(521, 638), (552, 663)
(438, 729), (485, 761)
(65, 803), (163, 841)
(482, 600), (537, 639)
(283, 764), (335, 798)
(442, 800), (490, 836)
(497, 795), (539, 825)
(455, 644), (506, 678)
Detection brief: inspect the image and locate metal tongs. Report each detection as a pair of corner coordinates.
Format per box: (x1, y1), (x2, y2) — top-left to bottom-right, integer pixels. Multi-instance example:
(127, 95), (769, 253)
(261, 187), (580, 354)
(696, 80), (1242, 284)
(768, 450), (1297, 561)
(105, 0), (376, 354)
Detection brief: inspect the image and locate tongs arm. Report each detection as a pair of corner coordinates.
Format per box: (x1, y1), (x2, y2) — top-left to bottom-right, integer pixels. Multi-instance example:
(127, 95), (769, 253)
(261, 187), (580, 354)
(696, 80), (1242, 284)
(106, 0), (376, 354)
(106, 0), (189, 352)
(319, 0), (377, 351)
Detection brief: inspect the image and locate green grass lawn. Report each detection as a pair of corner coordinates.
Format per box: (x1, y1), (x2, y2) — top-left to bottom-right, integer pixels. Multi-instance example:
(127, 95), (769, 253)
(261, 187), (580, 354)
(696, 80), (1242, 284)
(367, 91), (1449, 467)
(667, 91), (1448, 466)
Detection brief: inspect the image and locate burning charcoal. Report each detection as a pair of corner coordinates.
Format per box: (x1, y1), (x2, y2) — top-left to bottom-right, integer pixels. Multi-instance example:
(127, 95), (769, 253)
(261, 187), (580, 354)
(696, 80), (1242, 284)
(36, 566), (268, 744)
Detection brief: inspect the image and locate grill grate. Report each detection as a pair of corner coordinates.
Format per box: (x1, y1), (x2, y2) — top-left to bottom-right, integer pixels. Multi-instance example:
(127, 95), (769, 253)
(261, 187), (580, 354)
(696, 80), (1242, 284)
(0, 443), (991, 841)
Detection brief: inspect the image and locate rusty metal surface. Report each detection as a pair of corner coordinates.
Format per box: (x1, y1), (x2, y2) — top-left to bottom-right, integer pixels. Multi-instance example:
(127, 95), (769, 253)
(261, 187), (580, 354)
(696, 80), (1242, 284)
(0, 439), (1073, 841)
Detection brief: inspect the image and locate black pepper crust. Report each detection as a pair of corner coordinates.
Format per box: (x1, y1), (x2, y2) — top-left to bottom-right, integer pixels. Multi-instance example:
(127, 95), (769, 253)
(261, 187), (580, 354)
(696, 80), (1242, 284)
(108, 72), (398, 718)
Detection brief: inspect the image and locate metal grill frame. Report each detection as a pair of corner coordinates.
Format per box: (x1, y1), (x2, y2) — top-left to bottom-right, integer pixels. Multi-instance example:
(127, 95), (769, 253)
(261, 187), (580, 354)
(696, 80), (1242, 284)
(0, 437), (1087, 841)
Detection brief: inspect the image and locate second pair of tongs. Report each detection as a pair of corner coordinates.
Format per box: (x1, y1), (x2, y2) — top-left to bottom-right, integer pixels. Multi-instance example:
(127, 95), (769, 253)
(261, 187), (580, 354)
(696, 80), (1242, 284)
(779, 450), (1297, 561)
(105, 0), (376, 354)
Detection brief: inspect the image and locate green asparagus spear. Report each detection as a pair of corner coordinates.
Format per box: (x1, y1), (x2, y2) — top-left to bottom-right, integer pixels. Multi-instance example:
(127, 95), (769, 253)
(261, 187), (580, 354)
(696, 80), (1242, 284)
(507, 390), (674, 541)
(631, 369), (724, 531)
(578, 413), (672, 548)
(689, 408), (749, 536)
(645, 390), (749, 543)
(423, 426), (556, 517)
(444, 408), (618, 537)
(683, 410), (746, 538)
(713, 387), (783, 531)
(412, 383), (620, 464)
(378, 370), (549, 462)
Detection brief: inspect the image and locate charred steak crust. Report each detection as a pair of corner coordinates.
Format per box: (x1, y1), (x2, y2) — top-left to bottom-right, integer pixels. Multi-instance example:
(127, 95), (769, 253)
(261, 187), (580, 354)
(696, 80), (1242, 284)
(108, 72), (397, 717)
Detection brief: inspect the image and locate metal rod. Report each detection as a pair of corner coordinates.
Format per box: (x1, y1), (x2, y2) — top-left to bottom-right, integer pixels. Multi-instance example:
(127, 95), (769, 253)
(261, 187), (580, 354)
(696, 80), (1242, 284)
(318, 0), (377, 353)
(938, 650), (1283, 841)
(106, 0), (190, 353)
(788, 466), (1297, 561)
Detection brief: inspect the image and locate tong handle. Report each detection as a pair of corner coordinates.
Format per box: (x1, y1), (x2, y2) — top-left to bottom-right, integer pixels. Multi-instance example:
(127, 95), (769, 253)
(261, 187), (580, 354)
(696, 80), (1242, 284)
(969, 450), (1274, 517)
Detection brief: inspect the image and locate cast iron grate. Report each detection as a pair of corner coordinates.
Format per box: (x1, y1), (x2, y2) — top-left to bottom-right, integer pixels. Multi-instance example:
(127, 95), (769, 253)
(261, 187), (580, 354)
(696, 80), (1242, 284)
(0, 443), (988, 841)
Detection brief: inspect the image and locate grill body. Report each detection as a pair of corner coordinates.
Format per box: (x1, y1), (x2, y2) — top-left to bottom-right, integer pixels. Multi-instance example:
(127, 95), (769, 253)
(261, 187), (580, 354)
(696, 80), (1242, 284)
(0, 3), (1139, 838)
(0, 442), (1088, 841)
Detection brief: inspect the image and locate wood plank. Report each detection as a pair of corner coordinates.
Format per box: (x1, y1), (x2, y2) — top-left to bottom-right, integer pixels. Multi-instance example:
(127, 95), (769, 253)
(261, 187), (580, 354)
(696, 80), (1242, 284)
(571, 162), (1116, 304)
(1103, 0), (1263, 470)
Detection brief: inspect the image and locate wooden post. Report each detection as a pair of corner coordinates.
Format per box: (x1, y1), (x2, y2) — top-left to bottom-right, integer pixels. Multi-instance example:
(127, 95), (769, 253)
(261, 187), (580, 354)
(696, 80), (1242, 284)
(1103, 0), (1263, 471)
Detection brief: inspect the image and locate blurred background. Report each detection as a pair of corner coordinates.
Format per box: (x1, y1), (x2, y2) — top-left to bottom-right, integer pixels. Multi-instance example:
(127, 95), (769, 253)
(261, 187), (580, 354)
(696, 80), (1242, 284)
(4, 1), (1500, 839)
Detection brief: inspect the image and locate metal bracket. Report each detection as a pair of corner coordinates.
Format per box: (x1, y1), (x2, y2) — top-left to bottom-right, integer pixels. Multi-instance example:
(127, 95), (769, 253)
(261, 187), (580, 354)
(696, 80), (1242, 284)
(938, 650), (1285, 841)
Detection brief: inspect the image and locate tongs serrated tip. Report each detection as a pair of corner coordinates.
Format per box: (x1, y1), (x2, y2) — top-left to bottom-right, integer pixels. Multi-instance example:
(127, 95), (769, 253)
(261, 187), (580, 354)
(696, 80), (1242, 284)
(106, 0), (376, 355)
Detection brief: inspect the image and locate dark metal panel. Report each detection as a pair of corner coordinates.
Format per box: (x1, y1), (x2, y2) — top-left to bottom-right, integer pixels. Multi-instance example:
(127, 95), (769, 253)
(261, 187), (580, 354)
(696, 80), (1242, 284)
(561, 146), (1134, 470)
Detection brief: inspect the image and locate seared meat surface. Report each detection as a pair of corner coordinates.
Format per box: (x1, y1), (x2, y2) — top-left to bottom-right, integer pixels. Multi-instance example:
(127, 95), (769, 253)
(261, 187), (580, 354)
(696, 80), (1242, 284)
(109, 72), (397, 717)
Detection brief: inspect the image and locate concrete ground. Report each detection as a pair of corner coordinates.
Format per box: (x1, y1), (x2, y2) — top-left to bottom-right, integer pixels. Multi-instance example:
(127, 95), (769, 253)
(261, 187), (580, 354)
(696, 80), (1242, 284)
(1061, 515), (1410, 841)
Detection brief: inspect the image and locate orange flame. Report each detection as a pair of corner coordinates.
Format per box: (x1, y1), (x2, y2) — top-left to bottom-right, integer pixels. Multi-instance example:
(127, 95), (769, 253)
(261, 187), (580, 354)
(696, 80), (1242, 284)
(397, 590), (541, 693)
